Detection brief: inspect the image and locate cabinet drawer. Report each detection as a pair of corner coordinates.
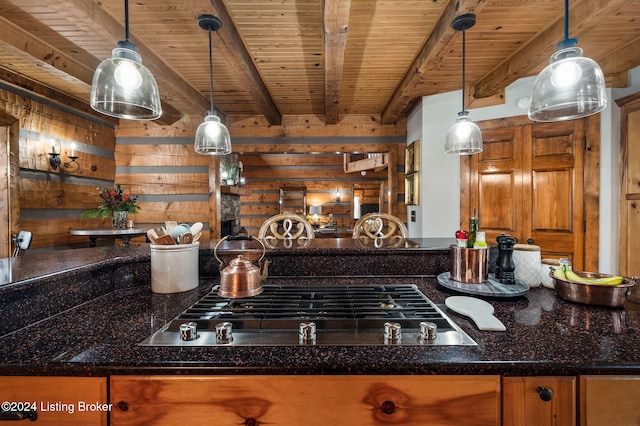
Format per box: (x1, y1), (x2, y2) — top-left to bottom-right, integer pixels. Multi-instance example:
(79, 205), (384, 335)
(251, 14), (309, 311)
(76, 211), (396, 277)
(0, 376), (107, 425)
(111, 375), (500, 426)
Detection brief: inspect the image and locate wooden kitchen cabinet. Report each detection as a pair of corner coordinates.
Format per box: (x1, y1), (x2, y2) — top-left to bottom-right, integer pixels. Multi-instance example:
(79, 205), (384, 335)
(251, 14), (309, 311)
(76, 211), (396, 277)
(110, 375), (501, 425)
(0, 376), (108, 425)
(461, 115), (600, 271)
(580, 375), (640, 426)
(502, 376), (576, 426)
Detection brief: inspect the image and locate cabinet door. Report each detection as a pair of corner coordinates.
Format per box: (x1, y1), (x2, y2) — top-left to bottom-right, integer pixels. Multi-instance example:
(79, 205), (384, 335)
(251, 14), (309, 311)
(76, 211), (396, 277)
(0, 376), (108, 425)
(463, 116), (591, 269)
(111, 375), (500, 426)
(619, 103), (640, 277)
(502, 376), (576, 426)
(580, 375), (640, 426)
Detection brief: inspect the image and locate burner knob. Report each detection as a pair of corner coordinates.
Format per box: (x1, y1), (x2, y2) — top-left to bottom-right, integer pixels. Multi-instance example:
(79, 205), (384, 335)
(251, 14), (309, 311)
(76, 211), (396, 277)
(179, 322), (198, 341)
(419, 321), (438, 342)
(299, 322), (316, 345)
(215, 322), (233, 343)
(384, 322), (402, 344)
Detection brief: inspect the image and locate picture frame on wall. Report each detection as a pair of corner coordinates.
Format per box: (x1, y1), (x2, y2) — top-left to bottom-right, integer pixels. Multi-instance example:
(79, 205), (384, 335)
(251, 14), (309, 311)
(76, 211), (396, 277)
(405, 139), (420, 175)
(405, 174), (420, 206)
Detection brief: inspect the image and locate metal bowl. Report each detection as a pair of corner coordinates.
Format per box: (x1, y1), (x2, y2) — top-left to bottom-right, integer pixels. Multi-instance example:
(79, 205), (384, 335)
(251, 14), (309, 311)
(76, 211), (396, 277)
(551, 270), (637, 308)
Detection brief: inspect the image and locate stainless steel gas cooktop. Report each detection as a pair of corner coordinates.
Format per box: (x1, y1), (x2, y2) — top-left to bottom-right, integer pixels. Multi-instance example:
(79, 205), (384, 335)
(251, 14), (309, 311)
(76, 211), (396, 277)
(140, 284), (476, 346)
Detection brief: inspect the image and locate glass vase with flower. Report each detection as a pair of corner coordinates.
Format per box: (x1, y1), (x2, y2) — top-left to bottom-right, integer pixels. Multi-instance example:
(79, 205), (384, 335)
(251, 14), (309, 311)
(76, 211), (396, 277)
(82, 184), (141, 229)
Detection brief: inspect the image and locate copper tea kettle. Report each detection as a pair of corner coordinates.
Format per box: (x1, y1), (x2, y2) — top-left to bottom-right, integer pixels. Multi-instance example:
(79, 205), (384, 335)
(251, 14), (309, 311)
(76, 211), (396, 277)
(214, 235), (270, 298)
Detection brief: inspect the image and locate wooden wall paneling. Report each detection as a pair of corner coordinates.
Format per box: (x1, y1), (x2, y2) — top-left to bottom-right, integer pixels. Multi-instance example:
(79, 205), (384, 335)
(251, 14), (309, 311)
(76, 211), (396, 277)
(0, 124), (9, 257)
(0, 113), (20, 257)
(209, 156), (220, 239)
(0, 86), (117, 251)
(115, 139), (212, 237)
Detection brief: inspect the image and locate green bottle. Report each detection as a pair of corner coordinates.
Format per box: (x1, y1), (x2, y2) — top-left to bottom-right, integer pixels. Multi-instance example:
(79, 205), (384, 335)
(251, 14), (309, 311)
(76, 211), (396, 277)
(467, 209), (478, 248)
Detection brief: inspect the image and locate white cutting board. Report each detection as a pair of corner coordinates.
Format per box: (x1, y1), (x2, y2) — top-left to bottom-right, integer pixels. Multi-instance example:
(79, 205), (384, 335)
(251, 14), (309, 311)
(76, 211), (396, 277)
(445, 296), (506, 332)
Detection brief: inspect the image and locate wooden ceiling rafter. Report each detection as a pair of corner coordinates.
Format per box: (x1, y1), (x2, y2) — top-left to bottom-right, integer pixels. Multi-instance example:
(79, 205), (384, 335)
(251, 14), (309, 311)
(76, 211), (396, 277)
(473, 0), (637, 100)
(188, 0), (282, 125)
(323, 0), (351, 125)
(381, 0), (488, 124)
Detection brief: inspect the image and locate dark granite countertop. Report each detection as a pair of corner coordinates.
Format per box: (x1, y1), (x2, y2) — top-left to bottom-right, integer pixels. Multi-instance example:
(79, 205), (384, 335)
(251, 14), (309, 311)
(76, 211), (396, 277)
(1, 240), (639, 377)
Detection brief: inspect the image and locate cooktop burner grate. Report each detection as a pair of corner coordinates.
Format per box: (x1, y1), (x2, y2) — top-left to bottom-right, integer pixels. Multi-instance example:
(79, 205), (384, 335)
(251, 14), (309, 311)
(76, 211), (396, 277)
(140, 284), (476, 346)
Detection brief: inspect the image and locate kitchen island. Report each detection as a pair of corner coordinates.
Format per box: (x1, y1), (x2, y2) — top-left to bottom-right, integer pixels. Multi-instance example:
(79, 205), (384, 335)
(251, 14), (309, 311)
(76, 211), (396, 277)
(1, 239), (638, 425)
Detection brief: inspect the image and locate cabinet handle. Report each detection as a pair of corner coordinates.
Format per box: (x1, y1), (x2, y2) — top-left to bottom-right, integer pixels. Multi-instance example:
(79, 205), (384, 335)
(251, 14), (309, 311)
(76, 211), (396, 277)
(527, 238), (534, 244)
(381, 400), (396, 414)
(536, 386), (553, 401)
(244, 418), (258, 426)
(116, 401), (130, 411)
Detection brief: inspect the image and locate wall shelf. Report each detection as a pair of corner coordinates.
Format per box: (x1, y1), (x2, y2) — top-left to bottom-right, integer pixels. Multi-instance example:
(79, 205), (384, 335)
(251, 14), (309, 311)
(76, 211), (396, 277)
(221, 186), (250, 196)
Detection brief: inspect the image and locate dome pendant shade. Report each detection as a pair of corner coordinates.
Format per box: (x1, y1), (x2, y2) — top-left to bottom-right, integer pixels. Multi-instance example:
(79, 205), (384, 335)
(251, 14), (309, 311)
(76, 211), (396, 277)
(445, 14), (482, 155)
(445, 111), (483, 155)
(195, 114), (231, 155)
(90, 44), (162, 120)
(528, 47), (607, 122)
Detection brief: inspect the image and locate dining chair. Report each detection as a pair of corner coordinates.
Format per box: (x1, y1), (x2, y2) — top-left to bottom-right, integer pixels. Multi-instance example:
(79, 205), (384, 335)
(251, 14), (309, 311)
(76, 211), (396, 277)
(258, 213), (315, 247)
(352, 213), (408, 239)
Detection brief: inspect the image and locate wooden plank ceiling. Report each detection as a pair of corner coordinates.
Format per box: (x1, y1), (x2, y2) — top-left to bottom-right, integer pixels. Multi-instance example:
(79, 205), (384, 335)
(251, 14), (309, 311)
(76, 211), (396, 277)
(0, 0), (638, 127)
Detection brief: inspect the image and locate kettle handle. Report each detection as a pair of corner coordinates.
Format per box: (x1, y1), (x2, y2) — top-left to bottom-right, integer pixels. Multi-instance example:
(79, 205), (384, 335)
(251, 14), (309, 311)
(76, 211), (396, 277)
(214, 235), (266, 265)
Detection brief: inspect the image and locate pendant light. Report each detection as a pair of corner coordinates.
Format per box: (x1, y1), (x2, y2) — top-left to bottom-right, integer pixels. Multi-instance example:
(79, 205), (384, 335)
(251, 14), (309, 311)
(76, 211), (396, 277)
(528, 0), (607, 122)
(445, 14), (483, 155)
(90, 0), (162, 120)
(194, 15), (231, 155)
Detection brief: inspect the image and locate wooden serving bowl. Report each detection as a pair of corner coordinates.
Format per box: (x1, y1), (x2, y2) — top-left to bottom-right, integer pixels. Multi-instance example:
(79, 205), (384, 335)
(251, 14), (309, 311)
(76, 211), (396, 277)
(551, 270), (637, 308)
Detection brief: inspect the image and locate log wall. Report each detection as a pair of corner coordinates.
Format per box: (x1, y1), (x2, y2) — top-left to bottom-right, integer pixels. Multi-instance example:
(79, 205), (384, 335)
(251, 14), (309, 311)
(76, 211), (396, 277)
(116, 116), (407, 239)
(4, 83), (408, 251)
(0, 84), (119, 252)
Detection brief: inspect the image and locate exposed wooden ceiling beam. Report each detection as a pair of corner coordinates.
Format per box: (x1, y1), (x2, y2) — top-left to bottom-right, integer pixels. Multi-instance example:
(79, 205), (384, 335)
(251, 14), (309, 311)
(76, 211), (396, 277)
(473, 0), (635, 100)
(190, 0), (281, 125)
(323, 0), (351, 125)
(598, 35), (640, 88)
(381, 0), (487, 124)
(0, 16), (94, 87)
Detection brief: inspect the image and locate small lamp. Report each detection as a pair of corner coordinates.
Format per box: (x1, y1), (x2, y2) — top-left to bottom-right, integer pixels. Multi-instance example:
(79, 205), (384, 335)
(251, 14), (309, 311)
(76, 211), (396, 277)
(309, 205), (322, 224)
(445, 14), (483, 155)
(194, 15), (231, 155)
(334, 189), (341, 202)
(528, 0), (607, 122)
(90, 0), (162, 120)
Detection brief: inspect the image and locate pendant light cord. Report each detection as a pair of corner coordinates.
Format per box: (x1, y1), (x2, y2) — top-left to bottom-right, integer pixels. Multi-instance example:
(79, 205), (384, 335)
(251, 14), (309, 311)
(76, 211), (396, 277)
(558, 0), (577, 49)
(208, 30), (215, 114)
(563, 0), (569, 43)
(461, 28), (466, 112)
(124, 0), (130, 42)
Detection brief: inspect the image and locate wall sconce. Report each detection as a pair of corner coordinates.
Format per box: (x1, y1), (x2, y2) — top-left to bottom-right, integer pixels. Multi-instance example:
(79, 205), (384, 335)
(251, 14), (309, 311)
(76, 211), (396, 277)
(48, 139), (80, 172)
(334, 188), (341, 202)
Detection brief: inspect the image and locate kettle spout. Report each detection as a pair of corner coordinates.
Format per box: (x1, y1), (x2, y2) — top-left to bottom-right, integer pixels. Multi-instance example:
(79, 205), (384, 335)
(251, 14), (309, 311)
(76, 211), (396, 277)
(260, 259), (271, 281)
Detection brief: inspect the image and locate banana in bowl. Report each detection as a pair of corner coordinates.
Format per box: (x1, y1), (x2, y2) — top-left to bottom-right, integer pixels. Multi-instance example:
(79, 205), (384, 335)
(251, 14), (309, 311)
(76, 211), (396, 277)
(550, 267), (637, 308)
